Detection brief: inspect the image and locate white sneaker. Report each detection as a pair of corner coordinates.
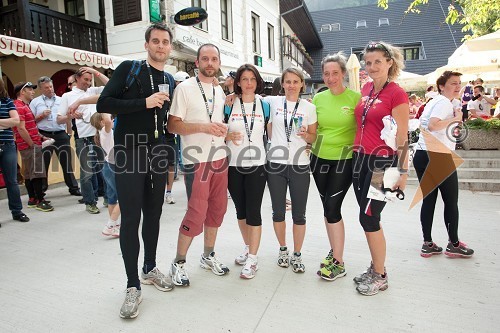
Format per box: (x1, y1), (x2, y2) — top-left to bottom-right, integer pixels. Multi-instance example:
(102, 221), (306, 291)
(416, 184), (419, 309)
(200, 252), (230, 276)
(102, 225), (114, 236)
(234, 245), (249, 265)
(170, 261), (190, 286)
(277, 249), (290, 268)
(240, 256), (258, 279)
(165, 192), (176, 204)
(112, 225), (120, 237)
(290, 253), (305, 273)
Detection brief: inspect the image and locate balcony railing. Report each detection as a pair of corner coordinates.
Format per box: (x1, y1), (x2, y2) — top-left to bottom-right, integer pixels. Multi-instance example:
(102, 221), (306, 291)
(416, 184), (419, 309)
(0, 2), (107, 53)
(282, 35), (314, 75)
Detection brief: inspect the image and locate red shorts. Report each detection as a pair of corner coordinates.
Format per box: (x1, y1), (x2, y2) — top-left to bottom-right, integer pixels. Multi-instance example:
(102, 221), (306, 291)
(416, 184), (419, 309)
(180, 158), (228, 237)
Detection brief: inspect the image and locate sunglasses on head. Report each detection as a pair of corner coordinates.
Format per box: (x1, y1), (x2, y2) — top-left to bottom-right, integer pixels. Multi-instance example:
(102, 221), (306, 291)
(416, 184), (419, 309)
(38, 76), (51, 84)
(21, 82), (33, 90)
(366, 42), (392, 58)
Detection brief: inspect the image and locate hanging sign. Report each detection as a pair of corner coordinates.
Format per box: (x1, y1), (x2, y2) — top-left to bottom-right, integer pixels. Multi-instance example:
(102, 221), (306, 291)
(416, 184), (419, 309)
(174, 7), (208, 26)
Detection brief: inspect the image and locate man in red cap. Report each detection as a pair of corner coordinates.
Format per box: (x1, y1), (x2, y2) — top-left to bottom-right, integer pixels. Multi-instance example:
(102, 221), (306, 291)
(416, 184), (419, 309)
(13, 82), (54, 212)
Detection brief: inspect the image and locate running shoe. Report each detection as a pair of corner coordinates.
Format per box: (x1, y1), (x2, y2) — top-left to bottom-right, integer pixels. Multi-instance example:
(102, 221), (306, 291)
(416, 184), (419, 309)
(356, 271), (388, 296)
(353, 262), (374, 284)
(165, 193), (176, 204)
(35, 200), (54, 212)
(444, 241), (474, 258)
(277, 249), (289, 268)
(140, 267), (174, 291)
(320, 249), (334, 268)
(102, 225), (115, 237)
(317, 260), (346, 281)
(240, 256), (258, 279)
(119, 287), (142, 319)
(235, 245), (249, 265)
(200, 252), (230, 276)
(290, 253), (305, 273)
(170, 261), (190, 286)
(420, 242), (443, 258)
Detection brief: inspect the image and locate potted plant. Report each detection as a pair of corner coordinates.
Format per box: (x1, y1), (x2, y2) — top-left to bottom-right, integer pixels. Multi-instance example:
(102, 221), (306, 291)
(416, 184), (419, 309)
(461, 118), (500, 150)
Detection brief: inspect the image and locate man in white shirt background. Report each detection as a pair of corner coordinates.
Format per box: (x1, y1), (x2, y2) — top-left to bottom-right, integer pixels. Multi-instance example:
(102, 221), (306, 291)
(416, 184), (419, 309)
(57, 67), (108, 214)
(30, 76), (81, 197)
(467, 85), (496, 119)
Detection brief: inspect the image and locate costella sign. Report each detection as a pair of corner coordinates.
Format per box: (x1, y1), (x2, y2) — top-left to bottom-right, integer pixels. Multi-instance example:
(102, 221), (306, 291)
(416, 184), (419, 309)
(0, 34), (126, 69)
(174, 7), (208, 26)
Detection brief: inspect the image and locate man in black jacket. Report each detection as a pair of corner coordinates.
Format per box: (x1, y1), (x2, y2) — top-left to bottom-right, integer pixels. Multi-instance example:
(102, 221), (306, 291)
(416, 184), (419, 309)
(96, 23), (174, 319)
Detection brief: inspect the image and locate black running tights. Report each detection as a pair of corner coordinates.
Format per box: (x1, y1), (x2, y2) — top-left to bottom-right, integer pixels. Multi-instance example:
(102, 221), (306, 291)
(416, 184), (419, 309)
(413, 150), (459, 243)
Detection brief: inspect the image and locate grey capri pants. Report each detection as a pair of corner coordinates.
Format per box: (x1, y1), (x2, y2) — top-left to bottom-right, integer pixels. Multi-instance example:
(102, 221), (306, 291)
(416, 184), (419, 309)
(266, 162), (310, 225)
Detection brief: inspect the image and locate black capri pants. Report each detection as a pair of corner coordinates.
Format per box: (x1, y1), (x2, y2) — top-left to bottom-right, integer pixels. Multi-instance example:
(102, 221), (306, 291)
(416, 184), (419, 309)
(266, 162), (310, 225)
(413, 149), (459, 243)
(310, 154), (353, 223)
(227, 165), (267, 226)
(352, 152), (397, 232)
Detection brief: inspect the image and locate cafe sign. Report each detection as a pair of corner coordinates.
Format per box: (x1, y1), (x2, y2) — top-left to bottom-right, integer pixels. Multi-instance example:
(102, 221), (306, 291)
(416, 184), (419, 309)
(174, 7), (208, 26)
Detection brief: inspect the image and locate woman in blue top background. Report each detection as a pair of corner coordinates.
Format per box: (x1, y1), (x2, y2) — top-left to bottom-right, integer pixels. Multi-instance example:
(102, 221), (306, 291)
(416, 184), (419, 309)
(0, 78), (29, 223)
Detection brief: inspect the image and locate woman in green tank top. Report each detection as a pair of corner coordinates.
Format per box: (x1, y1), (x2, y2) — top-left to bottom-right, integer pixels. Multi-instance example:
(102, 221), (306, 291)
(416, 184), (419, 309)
(311, 52), (361, 282)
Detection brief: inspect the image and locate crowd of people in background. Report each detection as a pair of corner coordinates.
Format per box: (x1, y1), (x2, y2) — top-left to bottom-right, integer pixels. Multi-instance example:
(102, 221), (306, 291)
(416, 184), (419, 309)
(1, 22), (493, 318)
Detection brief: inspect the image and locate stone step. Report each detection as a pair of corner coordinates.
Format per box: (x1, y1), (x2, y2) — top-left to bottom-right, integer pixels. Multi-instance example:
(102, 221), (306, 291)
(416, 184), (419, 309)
(455, 168), (500, 179)
(458, 179), (500, 192)
(409, 168), (500, 180)
(407, 177), (500, 192)
(455, 150), (500, 158)
(459, 158), (500, 168)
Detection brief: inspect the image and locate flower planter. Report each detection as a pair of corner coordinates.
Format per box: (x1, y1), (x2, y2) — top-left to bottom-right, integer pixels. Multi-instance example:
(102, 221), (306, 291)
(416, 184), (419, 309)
(461, 129), (500, 150)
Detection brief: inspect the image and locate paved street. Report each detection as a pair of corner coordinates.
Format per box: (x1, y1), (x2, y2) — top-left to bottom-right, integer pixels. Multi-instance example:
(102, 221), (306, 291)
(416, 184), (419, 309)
(1, 177), (499, 332)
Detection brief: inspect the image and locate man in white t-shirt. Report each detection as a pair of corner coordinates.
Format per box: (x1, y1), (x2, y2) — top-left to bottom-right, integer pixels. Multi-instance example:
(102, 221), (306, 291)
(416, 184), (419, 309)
(57, 67), (108, 214)
(467, 85), (495, 118)
(167, 43), (229, 286)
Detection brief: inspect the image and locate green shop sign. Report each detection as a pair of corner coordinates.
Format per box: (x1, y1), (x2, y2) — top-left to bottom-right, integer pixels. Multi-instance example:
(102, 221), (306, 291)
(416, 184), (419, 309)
(150, 0), (161, 23)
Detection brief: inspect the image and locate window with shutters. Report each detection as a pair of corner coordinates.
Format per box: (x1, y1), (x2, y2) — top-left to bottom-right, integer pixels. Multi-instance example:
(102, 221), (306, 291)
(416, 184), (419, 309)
(113, 0), (142, 26)
(267, 23), (275, 60)
(251, 12), (260, 54)
(220, 0), (233, 41)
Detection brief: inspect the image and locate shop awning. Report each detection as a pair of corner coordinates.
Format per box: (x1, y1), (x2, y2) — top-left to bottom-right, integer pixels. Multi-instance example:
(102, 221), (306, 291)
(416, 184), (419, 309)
(0, 34), (127, 70)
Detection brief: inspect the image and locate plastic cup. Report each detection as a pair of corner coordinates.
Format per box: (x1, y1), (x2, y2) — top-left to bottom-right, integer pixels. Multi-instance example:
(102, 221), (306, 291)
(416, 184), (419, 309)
(158, 84), (169, 94)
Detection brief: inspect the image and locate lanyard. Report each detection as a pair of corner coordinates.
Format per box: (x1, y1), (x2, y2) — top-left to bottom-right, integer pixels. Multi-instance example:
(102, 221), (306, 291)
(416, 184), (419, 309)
(145, 62), (165, 139)
(283, 98), (300, 143)
(196, 76), (216, 120)
(42, 95), (55, 110)
(240, 98), (256, 142)
(361, 81), (389, 129)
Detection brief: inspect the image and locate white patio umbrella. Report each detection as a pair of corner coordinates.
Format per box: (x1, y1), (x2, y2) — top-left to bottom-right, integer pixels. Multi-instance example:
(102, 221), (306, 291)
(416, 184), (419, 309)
(465, 30), (500, 52)
(396, 71), (427, 91)
(346, 53), (361, 92)
(425, 32), (500, 84)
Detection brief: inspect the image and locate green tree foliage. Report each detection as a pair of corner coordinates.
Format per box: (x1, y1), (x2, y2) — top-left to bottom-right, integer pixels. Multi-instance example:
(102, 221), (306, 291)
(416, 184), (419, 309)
(378, 0), (500, 39)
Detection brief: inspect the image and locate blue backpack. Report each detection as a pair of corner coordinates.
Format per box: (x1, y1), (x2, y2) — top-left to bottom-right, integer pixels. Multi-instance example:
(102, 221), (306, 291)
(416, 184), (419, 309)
(122, 60), (175, 97)
(224, 98), (271, 141)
